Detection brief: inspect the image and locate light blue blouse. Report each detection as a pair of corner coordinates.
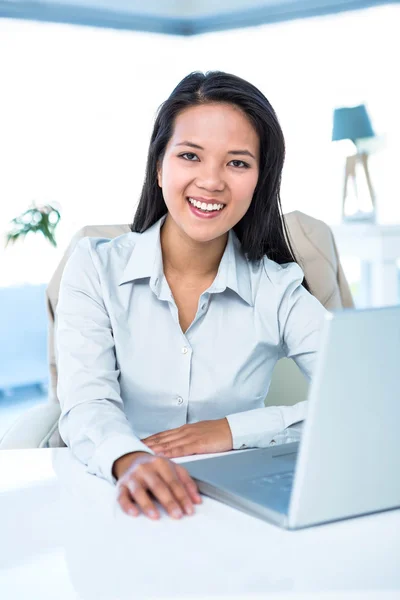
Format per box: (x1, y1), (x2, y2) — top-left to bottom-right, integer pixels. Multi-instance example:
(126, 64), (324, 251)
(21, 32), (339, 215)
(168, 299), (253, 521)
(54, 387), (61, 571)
(56, 215), (328, 485)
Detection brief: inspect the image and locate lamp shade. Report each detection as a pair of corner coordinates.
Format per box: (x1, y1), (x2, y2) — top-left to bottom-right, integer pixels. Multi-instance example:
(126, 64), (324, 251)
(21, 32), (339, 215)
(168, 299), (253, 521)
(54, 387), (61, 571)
(332, 105), (375, 143)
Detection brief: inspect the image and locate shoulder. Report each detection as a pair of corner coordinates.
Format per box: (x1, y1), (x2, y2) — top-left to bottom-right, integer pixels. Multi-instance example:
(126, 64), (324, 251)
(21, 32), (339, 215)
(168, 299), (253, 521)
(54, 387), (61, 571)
(252, 256), (305, 298)
(64, 231), (141, 283)
(71, 231), (140, 264)
(262, 257), (304, 286)
(254, 258), (327, 336)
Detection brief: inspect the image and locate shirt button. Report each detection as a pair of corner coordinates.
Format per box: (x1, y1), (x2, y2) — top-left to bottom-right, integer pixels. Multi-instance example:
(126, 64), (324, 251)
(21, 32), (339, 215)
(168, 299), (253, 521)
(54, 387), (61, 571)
(240, 444), (247, 449)
(177, 396), (183, 405)
(270, 440), (276, 446)
(181, 346), (189, 354)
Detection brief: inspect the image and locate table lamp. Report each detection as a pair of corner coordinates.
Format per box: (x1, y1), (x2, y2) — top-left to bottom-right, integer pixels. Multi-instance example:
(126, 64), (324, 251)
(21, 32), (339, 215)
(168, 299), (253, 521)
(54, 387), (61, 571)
(332, 104), (376, 223)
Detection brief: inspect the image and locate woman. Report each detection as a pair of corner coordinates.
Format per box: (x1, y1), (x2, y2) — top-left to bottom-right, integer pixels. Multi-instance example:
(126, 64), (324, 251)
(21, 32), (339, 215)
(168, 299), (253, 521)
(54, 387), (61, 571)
(56, 71), (327, 522)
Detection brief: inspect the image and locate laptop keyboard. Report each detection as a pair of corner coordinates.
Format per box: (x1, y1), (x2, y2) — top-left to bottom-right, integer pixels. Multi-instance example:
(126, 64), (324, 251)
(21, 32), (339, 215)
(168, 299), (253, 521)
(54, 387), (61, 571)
(249, 470), (294, 492)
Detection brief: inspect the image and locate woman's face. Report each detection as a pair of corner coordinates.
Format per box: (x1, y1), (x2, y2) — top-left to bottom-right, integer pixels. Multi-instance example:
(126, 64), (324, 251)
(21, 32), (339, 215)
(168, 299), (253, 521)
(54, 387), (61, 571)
(157, 102), (260, 244)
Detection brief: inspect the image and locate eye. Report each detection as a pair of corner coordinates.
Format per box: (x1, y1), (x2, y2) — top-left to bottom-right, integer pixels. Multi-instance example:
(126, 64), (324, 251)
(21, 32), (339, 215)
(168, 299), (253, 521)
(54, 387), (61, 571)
(229, 159), (250, 169)
(179, 152), (199, 162)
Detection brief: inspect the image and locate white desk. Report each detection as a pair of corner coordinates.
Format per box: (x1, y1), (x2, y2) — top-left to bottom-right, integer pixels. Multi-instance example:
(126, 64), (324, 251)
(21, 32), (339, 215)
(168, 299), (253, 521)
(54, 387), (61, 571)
(0, 448), (399, 600)
(331, 223), (400, 307)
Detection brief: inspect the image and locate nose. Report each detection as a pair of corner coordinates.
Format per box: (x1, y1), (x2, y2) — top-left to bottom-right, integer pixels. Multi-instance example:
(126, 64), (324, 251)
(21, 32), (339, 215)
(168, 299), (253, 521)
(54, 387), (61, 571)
(195, 163), (225, 193)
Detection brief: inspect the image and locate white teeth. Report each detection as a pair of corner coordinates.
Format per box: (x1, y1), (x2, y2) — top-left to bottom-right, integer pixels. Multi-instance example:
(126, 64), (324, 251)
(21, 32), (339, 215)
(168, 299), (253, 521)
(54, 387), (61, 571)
(188, 198), (224, 212)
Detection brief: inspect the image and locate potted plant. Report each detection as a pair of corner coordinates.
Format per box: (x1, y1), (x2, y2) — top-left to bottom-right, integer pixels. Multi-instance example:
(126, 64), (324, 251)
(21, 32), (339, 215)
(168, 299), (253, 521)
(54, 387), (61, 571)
(5, 201), (61, 248)
(1, 201), (62, 394)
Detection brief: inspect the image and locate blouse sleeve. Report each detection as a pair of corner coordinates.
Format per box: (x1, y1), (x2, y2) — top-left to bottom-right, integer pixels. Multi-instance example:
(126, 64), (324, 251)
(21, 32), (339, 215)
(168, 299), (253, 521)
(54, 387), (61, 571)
(226, 262), (328, 450)
(56, 238), (154, 485)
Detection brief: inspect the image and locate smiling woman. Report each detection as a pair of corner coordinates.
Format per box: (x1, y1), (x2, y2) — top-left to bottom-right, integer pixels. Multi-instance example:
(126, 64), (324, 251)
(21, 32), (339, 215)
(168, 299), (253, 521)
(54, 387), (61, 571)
(56, 70), (328, 522)
(134, 71), (295, 266)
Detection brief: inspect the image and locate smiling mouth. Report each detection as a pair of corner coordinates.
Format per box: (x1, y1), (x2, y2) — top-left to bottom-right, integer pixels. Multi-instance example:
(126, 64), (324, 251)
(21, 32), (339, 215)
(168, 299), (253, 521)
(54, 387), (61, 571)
(186, 197), (226, 212)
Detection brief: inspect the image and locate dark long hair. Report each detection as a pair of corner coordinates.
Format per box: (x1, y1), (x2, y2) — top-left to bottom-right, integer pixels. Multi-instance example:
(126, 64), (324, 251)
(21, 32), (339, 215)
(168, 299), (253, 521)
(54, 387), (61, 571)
(132, 71), (309, 290)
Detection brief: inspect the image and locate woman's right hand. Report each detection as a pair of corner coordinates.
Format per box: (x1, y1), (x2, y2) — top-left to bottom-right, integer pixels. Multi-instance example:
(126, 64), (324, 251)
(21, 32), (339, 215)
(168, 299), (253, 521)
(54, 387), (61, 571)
(113, 452), (202, 520)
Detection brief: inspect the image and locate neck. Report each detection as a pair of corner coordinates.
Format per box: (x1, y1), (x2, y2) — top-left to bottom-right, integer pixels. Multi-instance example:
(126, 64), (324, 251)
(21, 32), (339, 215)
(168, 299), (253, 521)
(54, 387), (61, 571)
(160, 214), (228, 281)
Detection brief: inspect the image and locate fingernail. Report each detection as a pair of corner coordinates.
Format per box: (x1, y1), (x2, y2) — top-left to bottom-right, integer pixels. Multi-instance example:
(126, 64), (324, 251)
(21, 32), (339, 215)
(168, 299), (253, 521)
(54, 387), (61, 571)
(128, 482), (137, 495)
(172, 508), (183, 519)
(185, 504), (194, 515)
(148, 510), (159, 519)
(128, 509), (138, 517)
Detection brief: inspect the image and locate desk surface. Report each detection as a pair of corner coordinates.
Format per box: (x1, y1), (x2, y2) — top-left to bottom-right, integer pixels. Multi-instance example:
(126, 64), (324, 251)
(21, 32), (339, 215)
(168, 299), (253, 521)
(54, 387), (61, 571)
(0, 448), (399, 600)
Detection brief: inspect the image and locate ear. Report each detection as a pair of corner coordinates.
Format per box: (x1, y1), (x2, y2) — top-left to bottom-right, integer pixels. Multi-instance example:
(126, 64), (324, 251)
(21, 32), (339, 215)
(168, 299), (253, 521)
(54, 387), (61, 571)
(157, 162), (162, 188)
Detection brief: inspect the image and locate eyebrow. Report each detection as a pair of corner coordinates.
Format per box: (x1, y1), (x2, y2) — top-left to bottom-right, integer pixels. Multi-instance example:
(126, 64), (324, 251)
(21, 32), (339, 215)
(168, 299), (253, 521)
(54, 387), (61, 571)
(175, 141), (256, 160)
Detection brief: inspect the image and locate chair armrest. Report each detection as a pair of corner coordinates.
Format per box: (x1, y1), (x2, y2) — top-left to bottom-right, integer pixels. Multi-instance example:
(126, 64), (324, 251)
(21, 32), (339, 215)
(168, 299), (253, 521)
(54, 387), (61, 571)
(0, 403), (61, 449)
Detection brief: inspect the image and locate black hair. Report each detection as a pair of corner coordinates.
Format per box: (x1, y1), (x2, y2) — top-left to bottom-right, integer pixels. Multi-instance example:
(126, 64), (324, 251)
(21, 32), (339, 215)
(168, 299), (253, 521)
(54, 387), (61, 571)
(132, 70), (309, 290)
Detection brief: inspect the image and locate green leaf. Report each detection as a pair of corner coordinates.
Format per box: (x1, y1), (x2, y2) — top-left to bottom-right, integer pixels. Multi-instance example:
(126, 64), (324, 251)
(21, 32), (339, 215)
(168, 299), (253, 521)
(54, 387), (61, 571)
(4, 203), (61, 248)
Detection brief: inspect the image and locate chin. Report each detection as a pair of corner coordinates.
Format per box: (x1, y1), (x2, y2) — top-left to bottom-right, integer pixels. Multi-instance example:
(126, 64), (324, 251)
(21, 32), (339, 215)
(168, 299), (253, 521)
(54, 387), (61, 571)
(182, 222), (228, 245)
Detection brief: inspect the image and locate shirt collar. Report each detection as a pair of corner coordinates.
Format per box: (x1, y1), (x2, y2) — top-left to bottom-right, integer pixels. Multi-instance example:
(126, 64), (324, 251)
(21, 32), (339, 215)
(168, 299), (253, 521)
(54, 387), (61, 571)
(118, 215), (166, 291)
(210, 229), (253, 306)
(118, 215), (253, 306)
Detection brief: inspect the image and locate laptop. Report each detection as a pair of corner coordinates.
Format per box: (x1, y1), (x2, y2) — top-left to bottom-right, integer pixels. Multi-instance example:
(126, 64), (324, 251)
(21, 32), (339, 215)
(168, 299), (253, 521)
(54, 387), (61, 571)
(184, 306), (400, 529)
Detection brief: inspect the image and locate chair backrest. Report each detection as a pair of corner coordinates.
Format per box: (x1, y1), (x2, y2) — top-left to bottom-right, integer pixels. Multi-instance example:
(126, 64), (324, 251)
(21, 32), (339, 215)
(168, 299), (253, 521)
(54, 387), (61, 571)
(46, 210), (354, 405)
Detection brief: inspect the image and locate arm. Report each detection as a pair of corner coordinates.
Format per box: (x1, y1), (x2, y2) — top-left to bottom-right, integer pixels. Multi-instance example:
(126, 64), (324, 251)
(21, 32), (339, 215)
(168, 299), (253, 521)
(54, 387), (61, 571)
(225, 262), (328, 449)
(56, 238), (154, 485)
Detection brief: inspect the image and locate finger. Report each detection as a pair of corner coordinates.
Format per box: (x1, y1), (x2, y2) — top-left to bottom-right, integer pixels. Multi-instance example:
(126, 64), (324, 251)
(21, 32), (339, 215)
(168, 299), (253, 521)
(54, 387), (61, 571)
(156, 460), (197, 515)
(160, 444), (195, 459)
(142, 435), (159, 445)
(116, 484), (140, 518)
(146, 442), (180, 455)
(175, 464), (203, 504)
(140, 469), (185, 519)
(144, 440), (173, 452)
(144, 429), (186, 447)
(144, 440), (165, 452)
(124, 476), (160, 520)
(147, 436), (189, 455)
(143, 427), (183, 444)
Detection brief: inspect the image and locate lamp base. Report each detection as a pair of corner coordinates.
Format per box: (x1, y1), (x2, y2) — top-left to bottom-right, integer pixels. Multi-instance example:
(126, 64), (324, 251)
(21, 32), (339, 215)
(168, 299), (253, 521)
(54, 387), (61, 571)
(342, 209), (376, 224)
(341, 152), (376, 225)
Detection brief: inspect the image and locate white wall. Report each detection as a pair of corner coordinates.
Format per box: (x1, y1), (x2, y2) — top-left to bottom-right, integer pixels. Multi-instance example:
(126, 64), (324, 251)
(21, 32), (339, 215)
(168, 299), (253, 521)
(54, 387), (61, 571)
(0, 4), (399, 286)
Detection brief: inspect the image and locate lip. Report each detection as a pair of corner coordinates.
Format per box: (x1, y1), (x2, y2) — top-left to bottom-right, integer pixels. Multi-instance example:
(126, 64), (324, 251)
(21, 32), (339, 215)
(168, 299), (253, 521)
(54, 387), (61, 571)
(186, 197), (225, 220)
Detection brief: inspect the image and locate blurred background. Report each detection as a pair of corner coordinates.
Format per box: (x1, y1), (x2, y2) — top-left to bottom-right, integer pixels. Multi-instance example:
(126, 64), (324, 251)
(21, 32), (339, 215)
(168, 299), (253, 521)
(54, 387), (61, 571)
(1, 0), (399, 437)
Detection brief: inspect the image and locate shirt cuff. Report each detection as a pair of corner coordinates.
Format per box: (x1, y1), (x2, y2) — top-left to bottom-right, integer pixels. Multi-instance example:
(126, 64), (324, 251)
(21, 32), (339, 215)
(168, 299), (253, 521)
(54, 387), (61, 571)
(226, 401), (308, 450)
(87, 434), (155, 485)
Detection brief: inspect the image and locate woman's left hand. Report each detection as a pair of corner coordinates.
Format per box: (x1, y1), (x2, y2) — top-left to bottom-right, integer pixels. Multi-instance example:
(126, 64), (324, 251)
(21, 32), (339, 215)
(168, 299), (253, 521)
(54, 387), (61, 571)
(142, 418), (233, 458)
